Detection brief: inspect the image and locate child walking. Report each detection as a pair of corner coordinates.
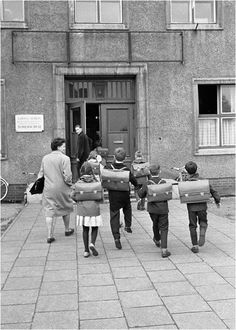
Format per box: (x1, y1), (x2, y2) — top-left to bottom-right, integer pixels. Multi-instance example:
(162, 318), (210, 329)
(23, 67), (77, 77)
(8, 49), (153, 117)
(138, 164), (171, 258)
(104, 147), (138, 249)
(72, 162), (103, 258)
(131, 150), (149, 211)
(184, 161), (220, 253)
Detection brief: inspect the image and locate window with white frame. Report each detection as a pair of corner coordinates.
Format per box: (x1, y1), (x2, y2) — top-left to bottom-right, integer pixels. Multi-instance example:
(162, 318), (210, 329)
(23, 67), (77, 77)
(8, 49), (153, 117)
(171, 0), (216, 24)
(75, 0), (122, 24)
(198, 84), (236, 148)
(0, 0), (24, 21)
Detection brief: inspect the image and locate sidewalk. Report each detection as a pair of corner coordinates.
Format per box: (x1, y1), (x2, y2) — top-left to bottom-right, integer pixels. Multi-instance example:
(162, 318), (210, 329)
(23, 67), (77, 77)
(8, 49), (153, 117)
(1, 200), (235, 329)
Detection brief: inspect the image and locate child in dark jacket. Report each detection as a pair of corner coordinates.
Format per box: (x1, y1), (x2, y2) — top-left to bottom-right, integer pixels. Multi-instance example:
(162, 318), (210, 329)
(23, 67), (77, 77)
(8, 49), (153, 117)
(184, 161), (220, 253)
(138, 164), (171, 258)
(104, 147), (138, 250)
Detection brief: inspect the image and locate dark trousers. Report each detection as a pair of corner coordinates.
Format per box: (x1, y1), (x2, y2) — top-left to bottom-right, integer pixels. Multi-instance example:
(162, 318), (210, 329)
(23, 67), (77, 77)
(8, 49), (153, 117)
(110, 202), (132, 240)
(149, 213), (169, 248)
(188, 210), (208, 246)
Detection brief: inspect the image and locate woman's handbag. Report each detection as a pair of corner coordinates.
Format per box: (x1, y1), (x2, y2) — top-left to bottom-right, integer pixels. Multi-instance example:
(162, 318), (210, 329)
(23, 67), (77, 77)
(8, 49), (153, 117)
(30, 176), (45, 195)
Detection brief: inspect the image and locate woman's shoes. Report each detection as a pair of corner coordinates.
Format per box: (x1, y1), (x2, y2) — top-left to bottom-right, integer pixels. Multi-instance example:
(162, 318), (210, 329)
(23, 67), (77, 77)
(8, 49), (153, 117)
(65, 228), (74, 236)
(84, 251), (90, 258)
(47, 237), (55, 244)
(89, 243), (99, 256)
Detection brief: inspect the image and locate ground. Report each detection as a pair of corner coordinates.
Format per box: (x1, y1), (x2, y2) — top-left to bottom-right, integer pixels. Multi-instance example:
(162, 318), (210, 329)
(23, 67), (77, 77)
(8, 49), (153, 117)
(1, 196), (235, 236)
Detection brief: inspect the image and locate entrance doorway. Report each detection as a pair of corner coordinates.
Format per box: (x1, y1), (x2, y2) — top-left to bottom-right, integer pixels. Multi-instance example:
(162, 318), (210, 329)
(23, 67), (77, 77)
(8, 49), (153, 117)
(66, 101), (134, 181)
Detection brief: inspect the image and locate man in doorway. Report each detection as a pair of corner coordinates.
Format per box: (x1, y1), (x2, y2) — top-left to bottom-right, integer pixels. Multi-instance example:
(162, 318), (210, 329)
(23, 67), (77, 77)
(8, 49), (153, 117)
(75, 124), (91, 177)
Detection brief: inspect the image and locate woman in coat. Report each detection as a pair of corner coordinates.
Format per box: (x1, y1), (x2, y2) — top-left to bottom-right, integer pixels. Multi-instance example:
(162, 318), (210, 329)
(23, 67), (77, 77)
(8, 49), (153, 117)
(38, 137), (74, 243)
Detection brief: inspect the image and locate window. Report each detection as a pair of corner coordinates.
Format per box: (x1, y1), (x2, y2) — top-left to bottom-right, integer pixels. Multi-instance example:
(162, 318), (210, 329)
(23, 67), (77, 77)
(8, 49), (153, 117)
(0, 0), (24, 21)
(171, 0), (216, 23)
(75, 0), (122, 24)
(198, 84), (235, 149)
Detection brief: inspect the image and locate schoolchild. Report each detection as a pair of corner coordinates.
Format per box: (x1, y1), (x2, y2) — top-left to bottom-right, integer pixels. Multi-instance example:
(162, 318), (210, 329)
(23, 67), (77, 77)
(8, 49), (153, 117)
(138, 164), (171, 258)
(132, 150), (148, 211)
(87, 150), (104, 180)
(104, 147), (138, 249)
(184, 161), (220, 253)
(72, 162), (103, 258)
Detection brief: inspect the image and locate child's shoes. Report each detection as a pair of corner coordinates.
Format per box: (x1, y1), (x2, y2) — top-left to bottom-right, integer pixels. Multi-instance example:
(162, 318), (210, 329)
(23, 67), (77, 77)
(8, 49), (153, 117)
(161, 249), (171, 258)
(84, 251), (90, 258)
(191, 245), (199, 253)
(153, 238), (161, 247)
(89, 243), (99, 256)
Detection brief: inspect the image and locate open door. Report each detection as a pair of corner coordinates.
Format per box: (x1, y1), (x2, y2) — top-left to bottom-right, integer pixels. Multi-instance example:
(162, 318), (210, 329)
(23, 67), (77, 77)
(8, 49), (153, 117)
(66, 101), (86, 181)
(101, 104), (134, 164)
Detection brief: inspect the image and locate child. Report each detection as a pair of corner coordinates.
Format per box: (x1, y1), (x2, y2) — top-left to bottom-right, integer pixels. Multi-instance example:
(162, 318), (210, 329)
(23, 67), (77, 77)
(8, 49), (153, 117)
(87, 150), (104, 181)
(132, 151), (149, 211)
(184, 161), (220, 253)
(104, 147), (138, 249)
(138, 164), (171, 258)
(72, 162), (103, 258)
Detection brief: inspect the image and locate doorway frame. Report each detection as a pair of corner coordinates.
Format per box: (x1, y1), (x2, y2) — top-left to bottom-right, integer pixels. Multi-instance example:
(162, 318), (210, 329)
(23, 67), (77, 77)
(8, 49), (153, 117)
(53, 64), (150, 161)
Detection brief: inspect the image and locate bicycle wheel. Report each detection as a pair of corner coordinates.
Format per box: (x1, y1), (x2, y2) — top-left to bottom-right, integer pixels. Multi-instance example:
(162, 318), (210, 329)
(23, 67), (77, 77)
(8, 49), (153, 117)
(0, 178), (8, 201)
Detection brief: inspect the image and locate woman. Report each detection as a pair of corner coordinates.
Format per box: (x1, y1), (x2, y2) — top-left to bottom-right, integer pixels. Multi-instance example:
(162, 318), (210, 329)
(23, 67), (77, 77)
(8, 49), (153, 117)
(38, 137), (74, 243)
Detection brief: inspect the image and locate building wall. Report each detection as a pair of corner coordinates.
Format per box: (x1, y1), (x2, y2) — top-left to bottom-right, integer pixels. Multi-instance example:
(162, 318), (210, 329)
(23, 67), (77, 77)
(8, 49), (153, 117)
(1, 0), (235, 200)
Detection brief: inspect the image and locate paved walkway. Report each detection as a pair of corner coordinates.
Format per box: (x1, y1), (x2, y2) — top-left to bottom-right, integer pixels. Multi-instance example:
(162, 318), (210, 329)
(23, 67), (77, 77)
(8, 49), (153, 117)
(1, 200), (235, 329)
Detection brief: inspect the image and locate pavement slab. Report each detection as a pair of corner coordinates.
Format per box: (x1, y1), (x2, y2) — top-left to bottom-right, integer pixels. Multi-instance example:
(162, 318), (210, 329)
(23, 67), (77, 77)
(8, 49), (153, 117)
(1, 199), (235, 329)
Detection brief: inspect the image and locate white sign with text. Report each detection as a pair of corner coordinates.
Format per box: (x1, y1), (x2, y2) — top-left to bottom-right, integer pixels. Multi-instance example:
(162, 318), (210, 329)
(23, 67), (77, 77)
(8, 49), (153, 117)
(15, 114), (44, 132)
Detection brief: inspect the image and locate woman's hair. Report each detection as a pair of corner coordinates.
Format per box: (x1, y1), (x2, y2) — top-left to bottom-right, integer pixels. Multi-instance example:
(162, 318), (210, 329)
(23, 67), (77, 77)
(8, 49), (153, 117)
(80, 161), (93, 176)
(51, 138), (66, 151)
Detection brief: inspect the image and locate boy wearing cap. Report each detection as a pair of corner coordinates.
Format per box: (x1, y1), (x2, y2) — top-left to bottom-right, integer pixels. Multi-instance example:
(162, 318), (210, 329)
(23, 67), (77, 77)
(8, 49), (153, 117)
(104, 147), (138, 249)
(138, 164), (171, 258)
(184, 161), (220, 253)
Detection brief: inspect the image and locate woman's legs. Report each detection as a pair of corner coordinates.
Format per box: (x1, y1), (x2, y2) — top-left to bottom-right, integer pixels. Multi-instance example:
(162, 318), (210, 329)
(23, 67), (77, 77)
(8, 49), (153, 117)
(46, 217), (55, 242)
(63, 214), (74, 236)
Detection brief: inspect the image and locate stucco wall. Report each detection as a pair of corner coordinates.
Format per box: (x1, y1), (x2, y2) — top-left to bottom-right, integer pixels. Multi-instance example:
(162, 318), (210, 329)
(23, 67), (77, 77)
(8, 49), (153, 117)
(1, 0), (235, 192)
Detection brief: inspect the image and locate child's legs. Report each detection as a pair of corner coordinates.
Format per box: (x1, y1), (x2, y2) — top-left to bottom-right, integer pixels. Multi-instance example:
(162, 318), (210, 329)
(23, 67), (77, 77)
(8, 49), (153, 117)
(123, 201), (132, 228)
(198, 210), (208, 229)
(82, 225), (90, 252)
(134, 188), (139, 202)
(110, 209), (121, 240)
(188, 210), (198, 246)
(91, 226), (98, 245)
(150, 213), (161, 241)
(158, 214), (169, 249)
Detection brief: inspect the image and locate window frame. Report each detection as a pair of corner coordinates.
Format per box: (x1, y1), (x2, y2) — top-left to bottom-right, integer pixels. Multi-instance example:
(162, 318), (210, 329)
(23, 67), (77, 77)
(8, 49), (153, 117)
(1, 79), (8, 160)
(69, 0), (126, 30)
(166, 0), (223, 31)
(193, 78), (236, 155)
(0, 0), (27, 29)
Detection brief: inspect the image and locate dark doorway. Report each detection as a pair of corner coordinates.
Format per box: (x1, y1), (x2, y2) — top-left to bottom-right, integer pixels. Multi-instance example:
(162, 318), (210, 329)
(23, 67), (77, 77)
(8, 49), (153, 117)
(86, 103), (101, 150)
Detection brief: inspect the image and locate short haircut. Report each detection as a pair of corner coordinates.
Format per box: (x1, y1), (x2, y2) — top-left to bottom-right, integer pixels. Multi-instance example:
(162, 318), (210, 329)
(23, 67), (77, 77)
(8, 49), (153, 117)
(149, 164), (160, 175)
(75, 124), (81, 129)
(80, 161), (93, 176)
(185, 161), (197, 174)
(88, 150), (98, 160)
(114, 147), (126, 161)
(135, 150), (143, 158)
(51, 138), (66, 151)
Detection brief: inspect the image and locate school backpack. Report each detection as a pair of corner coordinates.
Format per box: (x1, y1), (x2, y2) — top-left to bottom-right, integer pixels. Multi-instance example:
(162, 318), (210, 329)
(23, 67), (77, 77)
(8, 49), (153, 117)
(101, 165), (130, 191)
(147, 179), (172, 202)
(178, 179), (210, 203)
(71, 181), (103, 201)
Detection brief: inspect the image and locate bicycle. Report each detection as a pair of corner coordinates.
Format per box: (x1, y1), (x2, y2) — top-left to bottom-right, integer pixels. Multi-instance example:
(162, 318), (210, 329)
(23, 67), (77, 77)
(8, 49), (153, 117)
(0, 177), (9, 201)
(22, 171), (37, 205)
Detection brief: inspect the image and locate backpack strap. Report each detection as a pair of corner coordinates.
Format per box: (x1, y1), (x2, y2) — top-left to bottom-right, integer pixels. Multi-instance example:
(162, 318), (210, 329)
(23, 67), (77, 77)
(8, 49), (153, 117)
(111, 164), (127, 171)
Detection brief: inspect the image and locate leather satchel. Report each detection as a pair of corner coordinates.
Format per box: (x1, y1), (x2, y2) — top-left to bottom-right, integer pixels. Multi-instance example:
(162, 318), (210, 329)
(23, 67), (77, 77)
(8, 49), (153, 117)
(132, 162), (150, 177)
(101, 168), (130, 191)
(71, 181), (103, 201)
(30, 176), (45, 195)
(178, 180), (210, 203)
(147, 181), (172, 202)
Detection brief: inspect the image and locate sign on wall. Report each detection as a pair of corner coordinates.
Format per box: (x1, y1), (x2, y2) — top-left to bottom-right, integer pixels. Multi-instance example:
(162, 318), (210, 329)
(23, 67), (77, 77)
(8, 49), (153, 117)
(15, 114), (44, 132)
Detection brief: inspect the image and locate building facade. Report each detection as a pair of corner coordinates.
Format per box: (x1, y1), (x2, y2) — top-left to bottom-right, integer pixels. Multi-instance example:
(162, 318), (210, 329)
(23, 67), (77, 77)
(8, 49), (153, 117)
(1, 0), (235, 200)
